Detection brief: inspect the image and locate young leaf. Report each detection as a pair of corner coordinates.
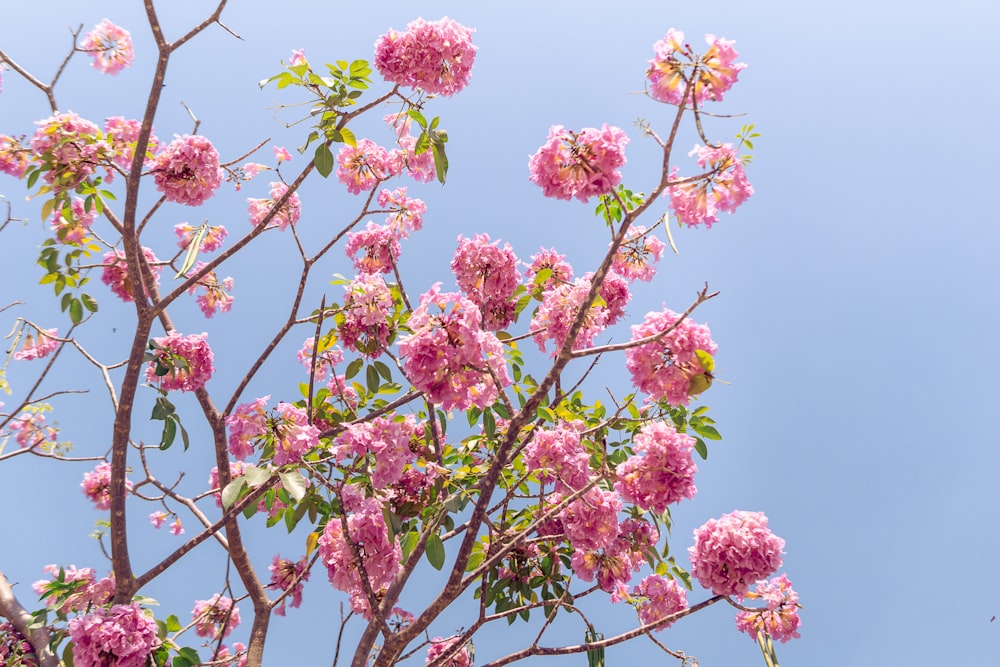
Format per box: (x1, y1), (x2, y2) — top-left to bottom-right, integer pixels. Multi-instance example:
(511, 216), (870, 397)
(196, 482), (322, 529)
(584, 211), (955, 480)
(279, 470), (308, 502)
(220, 478), (247, 510)
(314, 143), (334, 178)
(425, 532), (446, 570)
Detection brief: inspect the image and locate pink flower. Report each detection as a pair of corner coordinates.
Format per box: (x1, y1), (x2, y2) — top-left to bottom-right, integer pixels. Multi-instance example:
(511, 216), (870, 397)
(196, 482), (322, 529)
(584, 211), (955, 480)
(570, 547), (635, 594)
(625, 308), (717, 406)
(7, 411), (58, 449)
(531, 276), (620, 355)
(192, 595), (240, 639)
(270, 403), (320, 466)
(667, 143), (753, 227)
(597, 271), (630, 325)
(69, 603), (158, 667)
(374, 18), (477, 96)
(559, 487), (622, 552)
(145, 331), (215, 392)
(248, 181), (301, 230)
(33, 565), (114, 614)
(288, 50), (307, 67)
(424, 636), (472, 667)
(208, 461), (248, 507)
(13, 328), (59, 361)
(378, 186), (426, 237)
(226, 397), (270, 460)
(174, 222), (227, 252)
(688, 510), (785, 597)
(104, 117), (157, 169)
(81, 462), (132, 510)
(31, 112), (111, 190)
(50, 198), (96, 245)
(0, 135), (30, 178)
(0, 620), (36, 666)
(169, 518), (184, 536)
(384, 116), (437, 183)
(615, 421), (697, 512)
(526, 248), (573, 289)
(528, 124), (629, 202)
(523, 423), (591, 492)
(152, 134), (222, 206)
(149, 511), (168, 528)
(337, 139), (394, 194)
(634, 574), (688, 630)
(612, 225), (666, 282)
(344, 222), (401, 274)
(274, 145), (293, 163)
(647, 30), (745, 106)
(186, 264), (234, 318)
(242, 162), (267, 179)
(397, 283), (511, 411)
(100, 247), (161, 303)
(268, 555), (310, 616)
(297, 339), (343, 383)
(80, 19), (134, 75)
(451, 233), (521, 331)
(340, 273), (395, 357)
(333, 415), (420, 487)
(735, 574), (802, 643)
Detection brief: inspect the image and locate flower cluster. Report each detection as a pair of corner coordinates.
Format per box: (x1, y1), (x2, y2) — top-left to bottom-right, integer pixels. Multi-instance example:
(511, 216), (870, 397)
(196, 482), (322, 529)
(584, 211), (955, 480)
(268, 555), (310, 616)
(374, 17), (477, 96)
(80, 19), (134, 75)
(192, 595), (241, 639)
(378, 186), (426, 236)
(526, 247), (574, 290)
(51, 197), (97, 244)
(344, 222), (400, 274)
(558, 487), (622, 552)
(646, 29), (745, 106)
(81, 462), (132, 511)
(384, 116), (437, 183)
(153, 134), (222, 206)
(226, 397), (270, 460)
(13, 328), (59, 361)
(104, 117), (157, 169)
(33, 564), (114, 613)
(340, 273), (395, 357)
(0, 135), (30, 178)
(668, 143), (753, 227)
(224, 397), (319, 465)
(531, 275), (624, 355)
(333, 415), (421, 487)
(397, 284), (511, 411)
(735, 574), (802, 643)
(451, 233), (521, 330)
(68, 603), (159, 667)
(7, 410), (58, 449)
(522, 422), (590, 492)
(528, 124), (628, 202)
(185, 262), (235, 318)
(569, 520), (658, 594)
(337, 139), (394, 194)
(31, 112), (110, 189)
(612, 225), (666, 282)
(634, 574), (688, 630)
(615, 421), (698, 512)
(145, 331), (215, 392)
(688, 510), (785, 597)
(424, 636), (473, 667)
(0, 621), (37, 667)
(100, 247), (162, 303)
(625, 308), (717, 405)
(296, 339), (343, 383)
(248, 181), (301, 230)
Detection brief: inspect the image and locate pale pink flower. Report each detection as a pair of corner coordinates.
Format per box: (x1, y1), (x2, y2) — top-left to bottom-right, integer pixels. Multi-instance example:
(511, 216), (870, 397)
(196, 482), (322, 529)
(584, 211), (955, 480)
(451, 233), (521, 331)
(378, 186), (426, 236)
(374, 18), (477, 96)
(523, 422), (590, 492)
(248, 181), (301, 230)
(169, 518), (184, 536)
(0, 135), (30, 178)
(149, 511), (168, 528)
(424, 636), (472, 667)
(288, 50), (307, 68)
(528, 124), (629, 202)
(145, 331), (215, 392)
(559, 487), (622, 552)
(337, 139), (394, 194)
(688, 510), (785, 597)
(0, 620), (36, 666)
(69, 603), (158, 667)
(50, 198), (96, 245)
(104, 117), (157, 169)
(634, 574), (688, 630)
(81, 462), (132, 510)
(344, 221), (400, 274)
(186, 264), (234, 318)
(226, 397), (270, 460)
(296, 339), (343, 383)
(340, 273), (395, 357)
(625, 308), (717, 406)
(268, 555), (310, 616)
(192, 595), (240, 638)
(274, 145), (293, 163)
(386, 125), (436, 183)
(174, 222), (228, 252)
(153, 134), (223, 206)
(242, 162), (267, 179)
(213, 643), (248, 667)
(31, 112), (111, 190)
(7, 411), (57, 449)
(647, 30), (745, 106)
(33, 565), (114, 613)
(100, 247), (161, 303)
(531, 276), (620, 355)
(333, 415), (420, 487)
(597, 270), (630, 325)
(668, 143), (753, 227)
(615, 421), (698, 512)
(526, 248), (573, 289)
(735, 574), (802, 643)
(570, 547), (635, 593)
(612, 225), (666, 282)
(80, 19), (134, 75)
(13, 328), (59, 361)
(270, 402), (320, 466)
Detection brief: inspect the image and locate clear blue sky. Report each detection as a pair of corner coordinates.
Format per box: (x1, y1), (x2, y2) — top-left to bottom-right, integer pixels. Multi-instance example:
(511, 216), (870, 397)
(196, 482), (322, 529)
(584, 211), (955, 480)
(2, 1), (998, 665)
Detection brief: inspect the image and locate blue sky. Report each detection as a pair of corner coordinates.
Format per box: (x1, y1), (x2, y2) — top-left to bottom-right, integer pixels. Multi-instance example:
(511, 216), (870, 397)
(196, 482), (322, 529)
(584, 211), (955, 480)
(2, 1), (999, 665)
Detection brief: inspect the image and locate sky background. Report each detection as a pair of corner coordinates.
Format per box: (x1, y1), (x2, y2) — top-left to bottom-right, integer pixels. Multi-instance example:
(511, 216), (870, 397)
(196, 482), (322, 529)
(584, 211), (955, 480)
(2, 1), (999, 665)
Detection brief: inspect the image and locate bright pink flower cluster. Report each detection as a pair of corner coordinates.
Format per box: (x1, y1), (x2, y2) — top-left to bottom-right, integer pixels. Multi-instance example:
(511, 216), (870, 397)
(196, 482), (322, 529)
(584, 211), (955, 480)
(51, 198), (96, 244)
(100, 247), (161, 303)
(385, 119), (437, 184)
(528, 124), (629, 202)
(735, 574), (802, 643)
(569, 519), (657, 594)
(333, 415), (421, 487)
(224, 397), (319, 465)
(340, 273), (395, 357)
(268, 555), (310, 616)
(646, 29), (745, 106)
(248, 181), (301, 230)
(296, 339), (343, 383)
(612, 225), (666, 282)
(0, 135), (30, 178)
(7, 411), (57, 449)
(33, 565), (114, 613)
(153, 134), (222, 206)
(81, 462), (132, 510)
(558, 487), (622, 552)
(378, 186), (426, 236)
(344, 222), (400, 274)
(31, 112), (109, 189)
(526, 248), (574, 289)
(185, 262), (234, 318)
(317, 492), (402, 617)
(397, 283), (511, 411)
(374, 17), (477, 96)
(634, 574), (688, 630)
(175, 223), (227, 252)
(688, 510), (785, 597)
(424, 636), (472, 667)
(13, 328), (59, 361)
(226, 397), (270, 460)
(451, 233), (521, 331)
(80, 19), (134, 75)
(192, 594), (241, 639)
(68, 603), (159, 667)
(625, 308), (716, 405)
(104, 117), (157, 169)
(615, 421), (697, 513)
(523, 422), (590, 492)
(531, 274), (628, 355)
(337, 139), (394, 194)
(668, 143), (753, 227)
(145, 331), (214, 392)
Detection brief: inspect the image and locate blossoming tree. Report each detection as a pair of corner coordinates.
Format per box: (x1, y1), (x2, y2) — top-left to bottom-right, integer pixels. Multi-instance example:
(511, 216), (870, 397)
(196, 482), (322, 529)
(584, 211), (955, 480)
(0, 5), (800, 667)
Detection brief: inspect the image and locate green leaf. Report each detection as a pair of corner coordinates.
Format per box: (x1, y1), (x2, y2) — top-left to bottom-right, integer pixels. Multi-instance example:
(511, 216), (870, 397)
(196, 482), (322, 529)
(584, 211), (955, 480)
(176, 417), (191, 451)
(483, 409), (496, 438)
(693, 438), (708, 460)
(68, 297), (83, 324)
(693, 423), (722, 440)
(151, 396), (174, 420)
(175, 224), (207, 279)
(345, 357), (363, 379)
(536, 406), (555, 423)
(221, 478), (248, 510)
(314, 143), (334, 178)
(425, 532), (446, 570)
(407, 109), (428, 129)
(81, 292), (98, 313)
(400, 531), (420, 561)
(279, 470), (308, 502)
(159, 418), (177, 450)
(339, 126), (357, 148)
(431, 139), (449, 184)
(694, 349), (715, 373)
(366, 365), (380, 393)
(165, 614), (182, 633)
(243, 465), (271, 487)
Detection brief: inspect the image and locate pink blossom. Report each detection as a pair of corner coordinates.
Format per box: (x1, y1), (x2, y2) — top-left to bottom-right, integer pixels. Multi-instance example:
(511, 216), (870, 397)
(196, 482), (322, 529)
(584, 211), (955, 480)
(69, 603), (158, 667)
(100, 247), (161, 303)
(559, 487), (622, 552)
(378, 186), (426, 236)
(688, 510), (785, 597)
(81, 462), (132, 510)
(208, 461), (248, 507)
(13, 328), (59, 361)
(336, 139), (393, 194)
(528, 124), (629, 202)
(248, 181), (301, 230)
(397, 283), (510, 411)
(152, 134), (223, 206)
(274, 145), (293, 163)
(50, 198), (96, 244)
(80, 19), (134, 75)
(192, 595), (241, 639)
(388, 466), (438, 518)
(333, 415), (420, 487)
(296, 338), (343, 383)
(625, 308), (717, 406)
(344, 221), (401, 274)
(0, 621), (36, 666)
(104, 117), (157, 169)
(647, 30), (745, 106)
(612, 225), (666, 282)
(340, 273), (395, 357)
(424, 636), (472, 667)
(242, 162), (267, 179)
(145, 331), (214, 392)
(268, 555), (310, 616)
(668, 143), (753, 227)
(384, 120), (437, 183)
(169, 518), (185, 536)
(0, 135), (30, 178)
(570, 547), (635, 593)
(213, 643), (248, 667)
(526, 248), (573, 289)
(615, 421), (697, 512)
(597, 270), (630, 325)
(186, 262), (234, 318)
(523, 422), (591, 492)
(174, 222), (228, 252)
(33, 565), (114, 614)
(7, 411), (57, 449)
(226, 397), (270, 460)
(531, 276), (609, 355)
(270, 403), (320, 466)
(374, 18), (477, 96)
(451, 233), (521, 331)
(735, 574), (802, 643)
(31, 112), (111, 190)
(634, 574), (688, 630)
(149, 511), (168, 528)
